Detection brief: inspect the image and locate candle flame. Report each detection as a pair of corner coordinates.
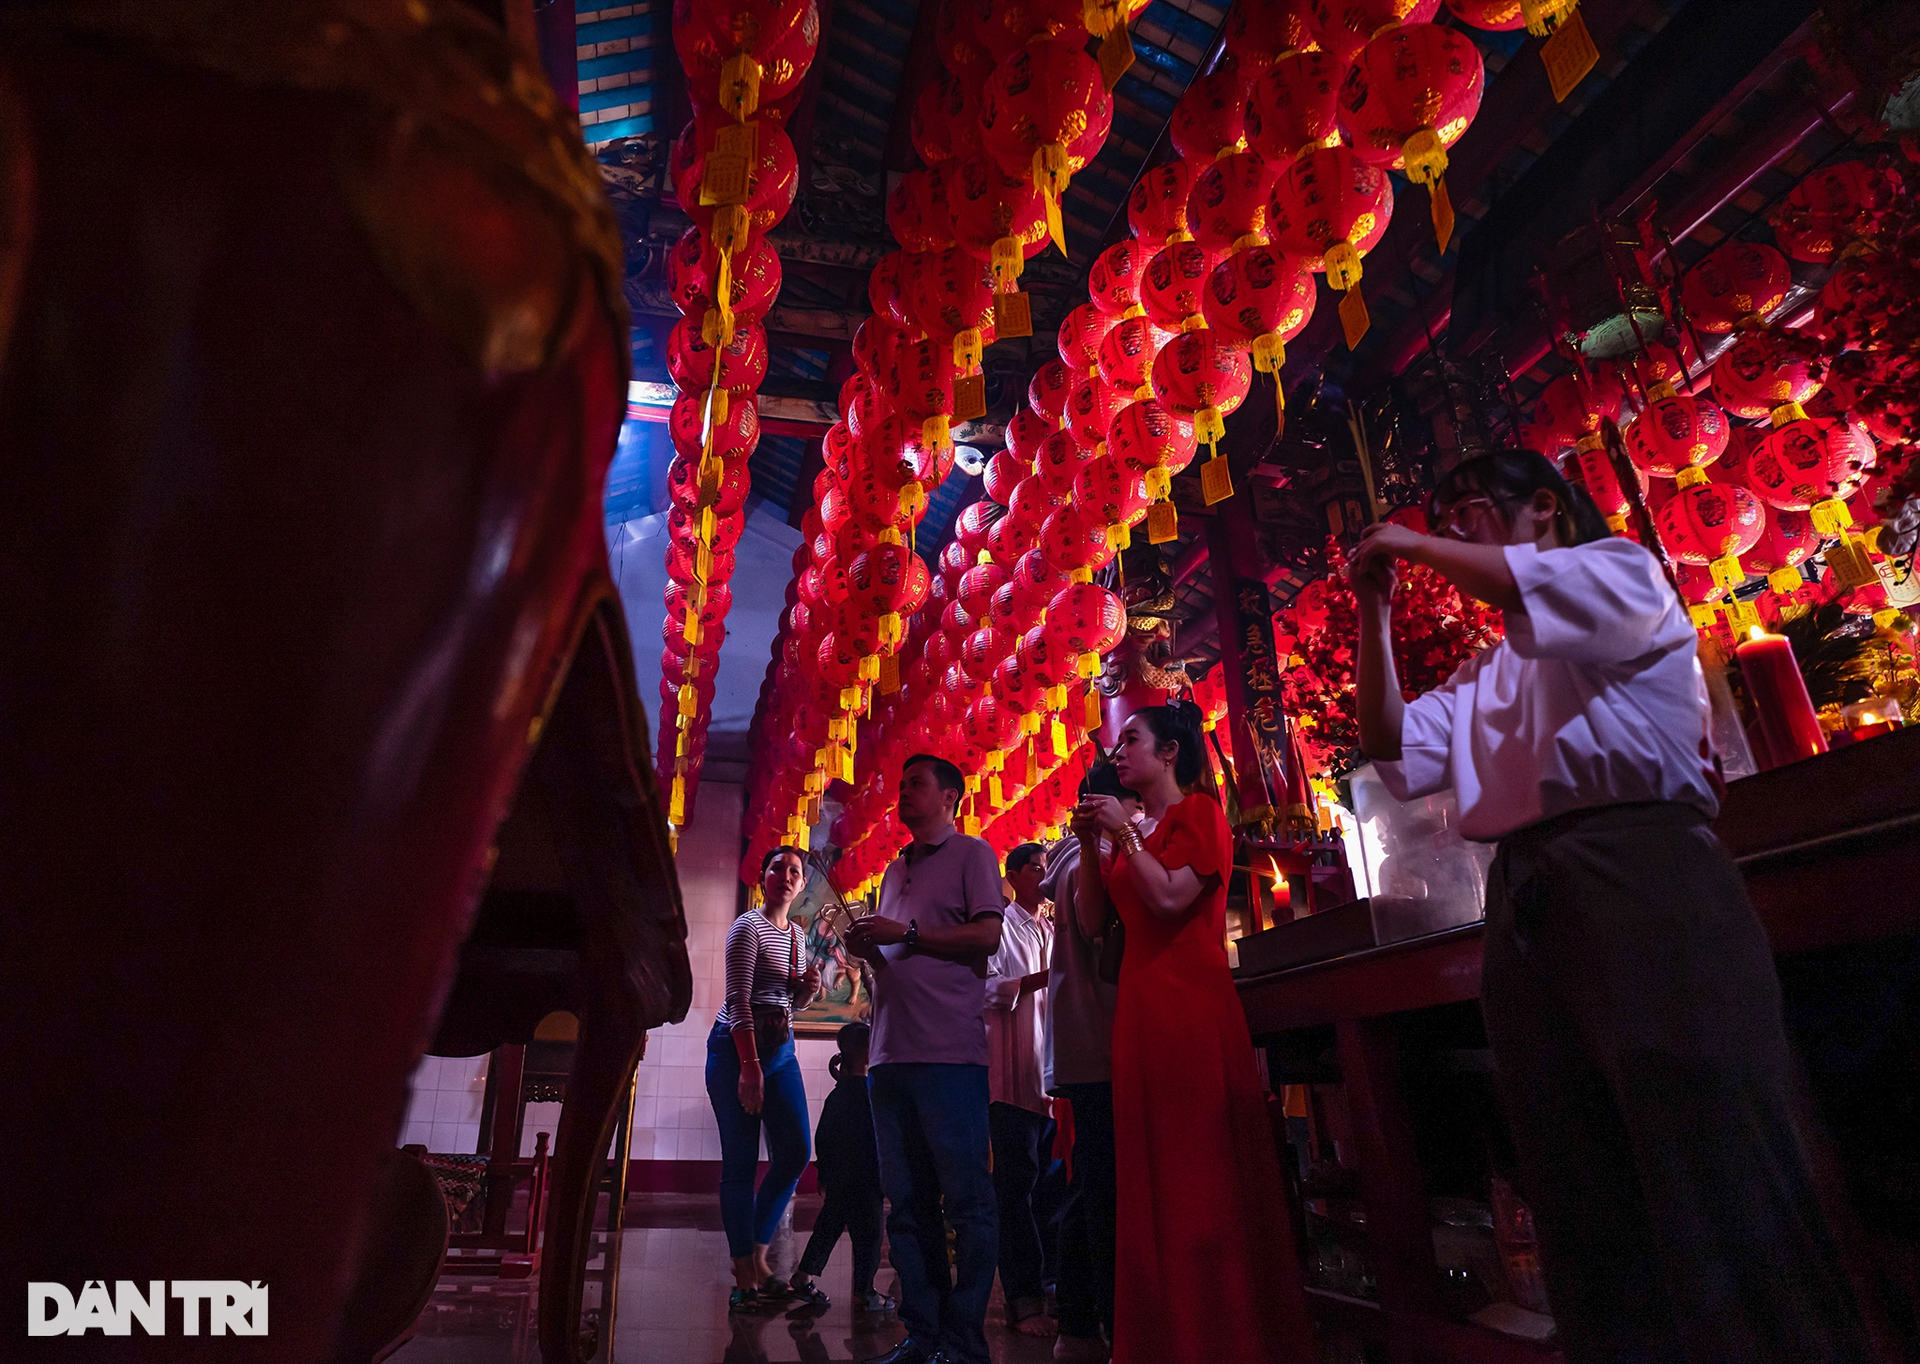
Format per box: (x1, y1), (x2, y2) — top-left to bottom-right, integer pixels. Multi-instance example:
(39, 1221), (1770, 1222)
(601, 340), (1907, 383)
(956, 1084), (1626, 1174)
(1267, 856), (1282, 891)
(1748, 625), (1767, 642)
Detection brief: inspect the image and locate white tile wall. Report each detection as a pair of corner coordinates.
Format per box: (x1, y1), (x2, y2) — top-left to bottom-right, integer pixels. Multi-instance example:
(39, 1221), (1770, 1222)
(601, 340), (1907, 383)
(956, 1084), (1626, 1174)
(400, 1052), (489, 1154)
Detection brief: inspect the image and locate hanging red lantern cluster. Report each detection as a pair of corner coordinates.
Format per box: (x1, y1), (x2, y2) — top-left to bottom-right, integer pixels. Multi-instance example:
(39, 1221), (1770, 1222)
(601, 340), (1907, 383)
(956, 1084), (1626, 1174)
(659, 0), (824, 832)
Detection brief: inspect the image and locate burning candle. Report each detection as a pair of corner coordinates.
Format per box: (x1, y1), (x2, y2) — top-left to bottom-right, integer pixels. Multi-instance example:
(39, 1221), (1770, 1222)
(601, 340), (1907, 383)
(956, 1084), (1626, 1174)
(1735, 626), (1827, 767)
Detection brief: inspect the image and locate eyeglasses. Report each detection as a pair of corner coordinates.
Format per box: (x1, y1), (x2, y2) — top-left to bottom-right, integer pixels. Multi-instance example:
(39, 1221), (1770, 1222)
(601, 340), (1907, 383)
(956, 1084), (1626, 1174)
(1432, 494), (1498, 535)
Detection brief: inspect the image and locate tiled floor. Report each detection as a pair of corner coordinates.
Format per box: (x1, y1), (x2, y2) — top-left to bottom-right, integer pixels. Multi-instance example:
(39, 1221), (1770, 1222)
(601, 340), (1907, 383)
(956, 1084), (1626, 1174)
(389, 1194), (1065, 1363)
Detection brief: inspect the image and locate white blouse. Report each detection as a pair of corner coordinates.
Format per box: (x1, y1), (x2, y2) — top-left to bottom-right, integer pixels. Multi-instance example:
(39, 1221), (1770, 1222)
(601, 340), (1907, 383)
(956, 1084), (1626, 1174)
(1375, 538), (1721, 842)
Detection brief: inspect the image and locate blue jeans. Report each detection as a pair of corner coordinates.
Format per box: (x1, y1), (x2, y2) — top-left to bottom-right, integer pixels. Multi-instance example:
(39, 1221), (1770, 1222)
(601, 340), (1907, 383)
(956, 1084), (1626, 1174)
(706, 1021), (810, 1260)
(869, 1063), (997, 1364)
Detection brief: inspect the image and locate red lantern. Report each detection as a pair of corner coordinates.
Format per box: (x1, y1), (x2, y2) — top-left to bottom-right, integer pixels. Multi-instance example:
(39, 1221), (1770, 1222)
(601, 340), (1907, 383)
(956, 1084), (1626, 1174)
(909, 247), (998, 365)
(1202, 246), (1316, 372)
(1338, 24), (1483, 251)
(670, 388), (760, 462)
(955, 500), (1000, 554)
(1013, 548), (1069, 615)
(1628, 341), (1690, 394)
(1656, 478), (1764, 589)
(963, 695), (1024, 755)
(1187, 153), (1279, 254)
(1007, 476), (1062, 541)
(1744, 506), (1819, 592)
(943, 598), (979, 643)
(1017, 622), (1076, 688)
(1625, 392), (1729, 479)
(946, 154), (1049, 274)
(1442, 0), (1528, 28)
(1047, 582), (1127, 657)
(962, 626), (1017, 683)
(913, 71), (983, 166)
(1308, 0), (1440, 67)
(853, 315), (906, 384)
(1709, 330), (1818, 421)
(988, 580), (1025, 631)
(673, 0), (820, 114)
(1040, 507), (1117, 575)
(888, 165), (956, 251)
(978, 40), (1114, 232)
(1247, 50), (1345, 165)
(1151, 329), (1253, 447)
(1008, 406), (1058, 465)
(668, 537), (738, 588)
(1129, 160), (1195, 243)
(667, 452), (753, 518)
(1073, 455), (1152, 534)
(1108, 400), (1200, 491)
(1066, 373), (1129, 450)
(987, 511), (1028, 569)
(1089, 240), (1151, 316)
(668, 228), (783, 320)
(1769, 161), (1899, 264)
(670, 119), (800, 241)
(1029, 360), (1077, 425)
(1268, 146), (1393, 333)
(667, 313), (769, 393)
(1142, 240), (1218, 330)
(1058, 303), (1118, 375)
(1035, 428), (1099, 497)
(994, 650), (1047, 716)
(893, 337), (956, 452)
(1170, 65), (1252, 163)
(1097, 315), (1175, 394)
(983, 449), (1026, 505)
(1750, 415), (1874, 529)
(849, 541), (932, 632)
(1679, 241), (1791, 333)
(666, 579), (734, 636)
(1532, 370), (1625, 446)
(959, 561), (1011, 617)
(1222, 0), (1319, 69)
(868, 252), (915, 328)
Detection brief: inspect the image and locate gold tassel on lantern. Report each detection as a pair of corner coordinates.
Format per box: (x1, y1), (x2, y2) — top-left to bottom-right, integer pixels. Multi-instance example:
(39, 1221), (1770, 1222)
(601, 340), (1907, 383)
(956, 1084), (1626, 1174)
(1032, 144), (1070, 255)
(1253, 333), (1288, 438)
(991, 236), (1033, 338)
(1325, 241), (1369, 349)
(1402, 130), (1454, 255)
(718, 51), (763, 121)
(669, 774), (686, 825)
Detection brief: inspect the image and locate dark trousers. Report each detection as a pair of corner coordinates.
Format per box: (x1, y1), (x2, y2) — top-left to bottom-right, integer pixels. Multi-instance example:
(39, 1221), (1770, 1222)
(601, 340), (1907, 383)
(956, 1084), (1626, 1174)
(1482, 802), (1869, 1364)
(797, 1182), (884, 1296)
(1052, 1081), (1116, 1341)
(989, 1100), (1050, 1317)
(869, 1063), (998, 1364)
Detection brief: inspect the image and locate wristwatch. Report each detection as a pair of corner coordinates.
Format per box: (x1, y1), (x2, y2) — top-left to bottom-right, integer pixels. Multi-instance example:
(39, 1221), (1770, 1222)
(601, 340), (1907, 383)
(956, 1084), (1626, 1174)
(903, 919), (920, 950)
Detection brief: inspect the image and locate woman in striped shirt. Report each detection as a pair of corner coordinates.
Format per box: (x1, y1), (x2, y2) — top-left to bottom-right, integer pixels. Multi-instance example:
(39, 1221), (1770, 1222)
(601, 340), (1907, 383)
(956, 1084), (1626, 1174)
(706, 846), (822, 1311)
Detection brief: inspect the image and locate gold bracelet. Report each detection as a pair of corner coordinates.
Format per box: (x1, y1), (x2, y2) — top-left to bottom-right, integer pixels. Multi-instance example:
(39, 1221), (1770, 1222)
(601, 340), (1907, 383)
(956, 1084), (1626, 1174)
(1116, 826), (1144, 857)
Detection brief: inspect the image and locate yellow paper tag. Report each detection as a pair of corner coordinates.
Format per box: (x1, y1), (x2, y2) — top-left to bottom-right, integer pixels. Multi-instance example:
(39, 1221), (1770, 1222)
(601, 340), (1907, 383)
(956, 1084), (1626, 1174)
(1542, 8), (1599, 104)
(1201, 455), (1233, 506)
(1721, 598), (1761, 634)
(1084, 687), (1103, 732)
(1148, 501), (1178, 544)
(1430, 177), (1455, 256)
(963, 813), (982, 837)
(879, 653), (901, 694)
(712, 120), (758, 163)
(954, 374), (987, 421)
(995, 290), (1033, 339)
(1045, 193), (1066, 258)
(1026, 747), (1040, 786)
(1098, 27), (1136, 89)
(989, 774), (1004, 809)
(700, 153), (750, 207)
(1339, 287), (1370, 350)
(1827, 534), (1878, 590)
(1051, 716), (1070, 760)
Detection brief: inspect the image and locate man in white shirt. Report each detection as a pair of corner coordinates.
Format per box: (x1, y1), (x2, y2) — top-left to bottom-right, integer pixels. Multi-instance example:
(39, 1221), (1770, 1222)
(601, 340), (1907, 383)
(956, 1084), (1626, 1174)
(984, 842), (1055, 1338)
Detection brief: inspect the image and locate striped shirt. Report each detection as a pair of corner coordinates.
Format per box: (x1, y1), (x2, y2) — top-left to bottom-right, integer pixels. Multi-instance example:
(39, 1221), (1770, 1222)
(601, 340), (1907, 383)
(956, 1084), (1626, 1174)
(716, 910), (807, 1031)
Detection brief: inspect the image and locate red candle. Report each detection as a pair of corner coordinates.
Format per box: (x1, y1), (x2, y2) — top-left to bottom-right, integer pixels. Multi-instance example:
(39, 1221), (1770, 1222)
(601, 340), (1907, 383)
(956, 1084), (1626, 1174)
(1735, 626), (1828, 767)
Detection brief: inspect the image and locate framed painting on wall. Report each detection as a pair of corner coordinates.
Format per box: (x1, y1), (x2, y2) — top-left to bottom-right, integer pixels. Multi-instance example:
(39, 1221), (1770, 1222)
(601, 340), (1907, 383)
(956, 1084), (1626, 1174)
(788, 873), (873, 1038)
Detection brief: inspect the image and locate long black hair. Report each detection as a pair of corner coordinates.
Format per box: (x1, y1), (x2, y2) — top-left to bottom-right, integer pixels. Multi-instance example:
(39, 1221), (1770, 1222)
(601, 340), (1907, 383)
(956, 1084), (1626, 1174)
(1129, 699), (1208, 789)
(1427, 449), (1612, 547)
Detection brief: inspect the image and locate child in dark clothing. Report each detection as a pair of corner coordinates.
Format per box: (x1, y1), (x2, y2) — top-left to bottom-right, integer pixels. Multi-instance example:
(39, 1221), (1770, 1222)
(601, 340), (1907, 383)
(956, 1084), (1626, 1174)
(788, 1022), (892, 1313)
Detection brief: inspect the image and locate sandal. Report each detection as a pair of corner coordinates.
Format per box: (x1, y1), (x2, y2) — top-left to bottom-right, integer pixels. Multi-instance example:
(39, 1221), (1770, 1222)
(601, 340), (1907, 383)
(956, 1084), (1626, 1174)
(728, 1287), (761, 1314)
(855, 1291), (897, 1314)
(787, 1278), (831, 1312)
(757, 1276), (796, 1303)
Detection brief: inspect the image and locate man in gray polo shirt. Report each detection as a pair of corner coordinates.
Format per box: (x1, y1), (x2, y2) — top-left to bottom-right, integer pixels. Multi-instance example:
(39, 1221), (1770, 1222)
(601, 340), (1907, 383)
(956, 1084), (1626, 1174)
(845, 753), (1005, 1364)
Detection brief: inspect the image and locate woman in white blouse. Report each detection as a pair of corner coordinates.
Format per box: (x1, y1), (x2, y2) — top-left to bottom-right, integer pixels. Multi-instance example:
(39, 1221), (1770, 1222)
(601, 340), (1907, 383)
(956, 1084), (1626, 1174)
(1349, 450), (1867, 1363)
